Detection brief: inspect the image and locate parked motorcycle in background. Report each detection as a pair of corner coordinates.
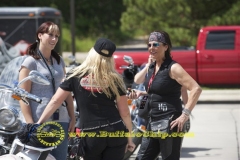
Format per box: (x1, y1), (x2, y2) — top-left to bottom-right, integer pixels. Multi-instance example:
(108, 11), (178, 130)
(120, 55), (141, 89)
(0, 31), (23, 75)
(65, 55), (81, 73)
(0, 56), (58, 160)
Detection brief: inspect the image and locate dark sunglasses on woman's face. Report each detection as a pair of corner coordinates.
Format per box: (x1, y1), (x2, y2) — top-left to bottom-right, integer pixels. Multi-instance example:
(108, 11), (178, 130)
(148, 42), (160, 48)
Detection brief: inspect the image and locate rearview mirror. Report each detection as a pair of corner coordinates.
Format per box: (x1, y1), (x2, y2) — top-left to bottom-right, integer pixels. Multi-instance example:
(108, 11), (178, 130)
(123, 55), (134, 65)
(18, 70), (50, 87)
(28, 70), (50, 85)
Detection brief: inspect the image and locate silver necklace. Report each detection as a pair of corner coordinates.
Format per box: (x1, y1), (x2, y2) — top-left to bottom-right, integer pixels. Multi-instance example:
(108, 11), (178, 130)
(44, 56), (51, 62)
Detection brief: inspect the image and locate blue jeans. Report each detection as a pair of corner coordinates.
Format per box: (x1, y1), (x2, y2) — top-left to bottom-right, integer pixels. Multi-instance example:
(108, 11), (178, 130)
(50, 122), (69, 160)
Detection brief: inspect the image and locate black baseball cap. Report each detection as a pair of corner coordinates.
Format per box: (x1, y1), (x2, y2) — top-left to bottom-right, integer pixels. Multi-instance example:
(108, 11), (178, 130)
(93, 38), (116, 57)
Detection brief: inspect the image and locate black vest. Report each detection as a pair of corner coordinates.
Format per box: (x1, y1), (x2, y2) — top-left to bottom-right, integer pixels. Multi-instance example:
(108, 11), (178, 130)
(144, 58), (182, 119)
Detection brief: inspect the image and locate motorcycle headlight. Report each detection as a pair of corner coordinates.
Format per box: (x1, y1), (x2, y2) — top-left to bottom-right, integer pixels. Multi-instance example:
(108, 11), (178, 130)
(0, 106), (19, 127)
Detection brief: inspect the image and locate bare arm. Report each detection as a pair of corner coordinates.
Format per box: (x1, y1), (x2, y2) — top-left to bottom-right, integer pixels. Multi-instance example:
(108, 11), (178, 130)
(19, 67), (34, 123)
(116, 95), (135, 152)
(117, 95), (132, 137)
(65, 93), (76, 132)
(62, 66), (75, 132)
(170, 63), (202, 111)
(62, 69), (75, 120)
(37, 88), (70, 124)
(63, 65), (75, 119)
(170, 63), (202, 131)
(134, 55), (155, 84)
(134, 65), (148, 84)
(65, 94), (75, 121)
(181, 86), (188, 106)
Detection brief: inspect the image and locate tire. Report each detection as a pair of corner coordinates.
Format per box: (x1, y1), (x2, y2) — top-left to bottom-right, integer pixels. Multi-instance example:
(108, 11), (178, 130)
(123, 123), (142, 160)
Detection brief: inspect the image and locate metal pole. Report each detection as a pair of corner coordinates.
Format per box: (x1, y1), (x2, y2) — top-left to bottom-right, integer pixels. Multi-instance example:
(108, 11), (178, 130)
(70, 0), (76, 56)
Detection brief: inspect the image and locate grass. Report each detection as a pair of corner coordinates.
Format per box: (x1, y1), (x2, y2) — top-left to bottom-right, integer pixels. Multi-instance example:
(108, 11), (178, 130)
(62, 28), (95, 52)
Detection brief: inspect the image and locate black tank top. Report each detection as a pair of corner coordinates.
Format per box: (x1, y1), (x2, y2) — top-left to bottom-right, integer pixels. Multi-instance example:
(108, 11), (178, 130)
(144, 58), (182, 119)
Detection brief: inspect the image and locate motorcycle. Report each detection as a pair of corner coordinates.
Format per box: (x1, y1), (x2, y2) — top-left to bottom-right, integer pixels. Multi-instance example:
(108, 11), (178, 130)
(65, 55), (81, 73)
(120, 55), (191, 160)
(0, 56), (58, 160)
(0, 31), (23, 74)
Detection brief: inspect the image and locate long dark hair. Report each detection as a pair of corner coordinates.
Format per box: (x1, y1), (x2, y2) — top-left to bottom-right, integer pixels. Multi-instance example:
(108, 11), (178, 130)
(161, 31), (172, 59)
(26, 21), (61, 64)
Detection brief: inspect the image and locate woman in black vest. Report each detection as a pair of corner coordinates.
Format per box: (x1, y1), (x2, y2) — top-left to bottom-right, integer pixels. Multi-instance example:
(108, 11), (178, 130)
(37, 38), (135, 160)
(128, 31), (202, 160)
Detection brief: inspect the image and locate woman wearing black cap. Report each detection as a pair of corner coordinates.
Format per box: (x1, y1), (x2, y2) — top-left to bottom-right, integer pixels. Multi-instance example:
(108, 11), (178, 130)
(37, 38), (135, 160)
(128, 31), (202, 160)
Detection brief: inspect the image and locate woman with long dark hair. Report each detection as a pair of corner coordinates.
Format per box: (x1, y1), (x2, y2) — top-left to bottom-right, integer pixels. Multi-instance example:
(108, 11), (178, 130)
(129, 31), (202, 160)
(19, 21), (75, 160)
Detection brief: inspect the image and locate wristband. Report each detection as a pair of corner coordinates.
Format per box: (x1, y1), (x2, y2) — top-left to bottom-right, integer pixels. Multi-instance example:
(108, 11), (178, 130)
(182, 113), (189, 118)
(182, 108), (191, 116)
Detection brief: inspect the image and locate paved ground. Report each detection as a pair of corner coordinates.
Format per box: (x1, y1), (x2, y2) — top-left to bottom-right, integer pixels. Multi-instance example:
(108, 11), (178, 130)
(128, 104), (240, 160)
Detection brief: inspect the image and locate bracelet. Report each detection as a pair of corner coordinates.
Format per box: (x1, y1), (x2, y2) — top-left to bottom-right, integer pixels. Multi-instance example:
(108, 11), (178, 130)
(182, 113), (189, 118)
(182, 108), (191, 116)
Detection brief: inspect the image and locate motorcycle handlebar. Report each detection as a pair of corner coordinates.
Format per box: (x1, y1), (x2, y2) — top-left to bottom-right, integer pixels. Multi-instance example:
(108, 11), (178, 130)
(0, 84), (42, 104)
(13, 88), (42, 103)
(25, 93), (42, 103)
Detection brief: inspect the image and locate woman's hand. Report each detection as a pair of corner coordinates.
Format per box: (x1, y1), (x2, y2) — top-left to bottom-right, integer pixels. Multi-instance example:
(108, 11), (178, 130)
(68, 118), (76, 133)
(148, 55), (155, 65)
(170, 114), (189, 132)
(127, 89), (145, 99)
(125, 140), (136, 152)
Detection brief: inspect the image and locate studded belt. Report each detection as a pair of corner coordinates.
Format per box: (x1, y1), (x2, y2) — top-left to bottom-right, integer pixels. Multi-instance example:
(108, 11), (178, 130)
(82, 120), (123, 131)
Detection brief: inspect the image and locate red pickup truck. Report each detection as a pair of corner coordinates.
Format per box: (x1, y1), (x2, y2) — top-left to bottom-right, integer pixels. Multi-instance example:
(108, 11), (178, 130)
(114, 26), (240, 85)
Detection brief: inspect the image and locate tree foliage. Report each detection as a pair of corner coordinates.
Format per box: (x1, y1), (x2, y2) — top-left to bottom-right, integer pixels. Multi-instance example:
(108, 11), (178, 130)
(121, 0), (240, 46)
(0, 0), (239, 47)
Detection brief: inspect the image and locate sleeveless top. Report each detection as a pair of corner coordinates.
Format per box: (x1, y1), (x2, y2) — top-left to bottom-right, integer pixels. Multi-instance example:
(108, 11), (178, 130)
(144, 58), (182, 119)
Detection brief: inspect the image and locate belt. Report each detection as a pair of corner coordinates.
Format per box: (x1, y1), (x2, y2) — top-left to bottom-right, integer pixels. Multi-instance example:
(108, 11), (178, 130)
(82, 120), (123, 131)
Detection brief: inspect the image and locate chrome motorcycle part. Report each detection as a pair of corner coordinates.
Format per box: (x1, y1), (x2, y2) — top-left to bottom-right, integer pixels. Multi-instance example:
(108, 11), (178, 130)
(0, 106), (18, 127)
(18, 70), (50, 87)
(0, 56), (50, 158)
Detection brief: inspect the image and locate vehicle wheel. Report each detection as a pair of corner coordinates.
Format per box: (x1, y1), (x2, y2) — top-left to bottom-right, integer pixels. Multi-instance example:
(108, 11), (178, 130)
(123, 124), (142, 160)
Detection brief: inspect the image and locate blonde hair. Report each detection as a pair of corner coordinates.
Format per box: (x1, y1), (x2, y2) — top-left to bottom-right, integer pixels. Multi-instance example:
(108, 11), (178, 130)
(68, 48), (126, 99)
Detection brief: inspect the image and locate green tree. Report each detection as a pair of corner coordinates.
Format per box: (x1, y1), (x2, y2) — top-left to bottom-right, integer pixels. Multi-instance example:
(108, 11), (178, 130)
(120, 0), (239, 46)
(1, 0), (239, 49)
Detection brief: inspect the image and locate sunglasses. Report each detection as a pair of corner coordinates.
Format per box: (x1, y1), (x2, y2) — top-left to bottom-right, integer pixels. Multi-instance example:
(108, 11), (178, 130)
(148, 42), (160, 48)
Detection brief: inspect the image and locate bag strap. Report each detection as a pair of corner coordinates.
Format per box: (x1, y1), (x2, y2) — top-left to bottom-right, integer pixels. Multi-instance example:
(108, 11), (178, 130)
(38, 49), (68, 108)
(38, 50), (56, 93)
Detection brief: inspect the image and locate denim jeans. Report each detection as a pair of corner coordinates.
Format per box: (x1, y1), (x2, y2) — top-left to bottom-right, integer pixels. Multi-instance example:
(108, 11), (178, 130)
(50, 122), (69, 160)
